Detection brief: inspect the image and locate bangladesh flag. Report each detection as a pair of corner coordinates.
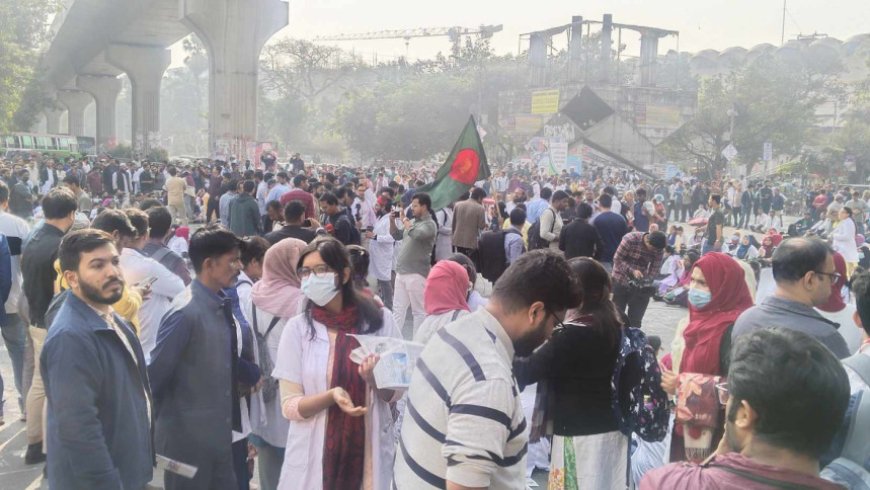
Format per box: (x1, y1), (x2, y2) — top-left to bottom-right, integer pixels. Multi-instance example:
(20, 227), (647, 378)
(416, 115), (491, 211)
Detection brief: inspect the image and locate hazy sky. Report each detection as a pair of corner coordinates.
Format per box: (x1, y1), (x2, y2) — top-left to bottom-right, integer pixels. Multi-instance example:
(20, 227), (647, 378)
(167, 0), (870, 67)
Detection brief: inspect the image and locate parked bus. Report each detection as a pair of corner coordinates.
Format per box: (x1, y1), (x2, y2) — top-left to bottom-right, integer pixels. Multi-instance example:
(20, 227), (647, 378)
(0, 132), (84, 159)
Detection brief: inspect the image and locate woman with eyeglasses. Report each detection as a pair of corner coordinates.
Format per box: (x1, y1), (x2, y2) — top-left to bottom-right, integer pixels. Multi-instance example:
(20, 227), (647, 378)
(272, 237), (401, 489)
(513, 257), (629, 489)
(661, 252), (754, 463)
(245, 237), (307, 490)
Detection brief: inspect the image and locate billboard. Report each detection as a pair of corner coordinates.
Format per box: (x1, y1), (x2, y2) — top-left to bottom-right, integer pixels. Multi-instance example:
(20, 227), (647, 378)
(531, 89), (561, 114)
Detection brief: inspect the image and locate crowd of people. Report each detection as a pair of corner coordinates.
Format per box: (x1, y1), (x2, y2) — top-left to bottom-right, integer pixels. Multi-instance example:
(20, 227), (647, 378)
(0, 149), (867, 490)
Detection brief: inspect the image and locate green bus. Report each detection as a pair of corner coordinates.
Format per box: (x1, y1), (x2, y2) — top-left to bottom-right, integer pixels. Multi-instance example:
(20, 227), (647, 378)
(0, 132), (90, 159)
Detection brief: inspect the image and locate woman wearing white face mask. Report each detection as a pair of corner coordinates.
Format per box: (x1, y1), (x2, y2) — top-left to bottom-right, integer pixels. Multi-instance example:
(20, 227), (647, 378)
(660, 252), (754, 463)
(272, 237), (402, 490)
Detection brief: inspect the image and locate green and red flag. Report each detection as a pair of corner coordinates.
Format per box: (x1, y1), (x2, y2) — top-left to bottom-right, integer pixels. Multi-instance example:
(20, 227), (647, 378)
(416, 115), (490, 211)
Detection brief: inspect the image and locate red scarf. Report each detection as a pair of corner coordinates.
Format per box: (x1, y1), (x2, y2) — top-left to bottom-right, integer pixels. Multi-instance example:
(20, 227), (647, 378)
(312, 303), (366, 490)
(817, 252), (847, 313)
(680, 253), (754, 376)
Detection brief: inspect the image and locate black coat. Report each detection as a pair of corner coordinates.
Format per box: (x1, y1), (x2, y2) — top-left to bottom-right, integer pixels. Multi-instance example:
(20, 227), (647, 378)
(559, 219), (603, 260)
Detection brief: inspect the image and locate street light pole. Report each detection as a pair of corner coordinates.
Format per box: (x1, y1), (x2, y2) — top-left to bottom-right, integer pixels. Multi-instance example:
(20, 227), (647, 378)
(781, 0), (787, 45)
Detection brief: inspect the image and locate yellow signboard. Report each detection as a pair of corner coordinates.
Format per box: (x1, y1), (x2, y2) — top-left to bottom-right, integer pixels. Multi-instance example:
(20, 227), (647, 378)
(531, 89), (560, 114)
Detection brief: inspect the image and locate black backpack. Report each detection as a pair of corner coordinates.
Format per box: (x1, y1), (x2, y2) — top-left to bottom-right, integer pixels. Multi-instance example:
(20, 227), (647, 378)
(527, 208), (556, 250)
(478, 228), (522, 283)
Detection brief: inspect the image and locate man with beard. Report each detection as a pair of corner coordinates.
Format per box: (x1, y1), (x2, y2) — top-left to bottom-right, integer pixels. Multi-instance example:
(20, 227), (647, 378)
(148, 224), (244, 489)
(394, 250), (579, 489)
(42, 229), (153, 489)
(366, 195), (398, 309)
(641, 328), (848, 489)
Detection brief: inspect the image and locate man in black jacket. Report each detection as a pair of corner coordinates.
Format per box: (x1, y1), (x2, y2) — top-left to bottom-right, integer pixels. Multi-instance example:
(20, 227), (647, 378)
(20, 187), (77, 463)
(560, 202), (603, 260)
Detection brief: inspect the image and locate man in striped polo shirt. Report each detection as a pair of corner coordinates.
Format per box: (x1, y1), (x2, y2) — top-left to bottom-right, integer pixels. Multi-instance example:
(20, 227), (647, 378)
(394, 250), (580, 489)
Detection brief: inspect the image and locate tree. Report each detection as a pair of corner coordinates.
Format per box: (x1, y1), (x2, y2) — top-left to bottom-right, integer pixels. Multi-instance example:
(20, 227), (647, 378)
(661, 51), (841, 178)
(659, 76), (733, 177)
(1, 0), (58, 132)
(260, 39), (363, 102)
(160, 35), (208, 155)
(818, 78), (870, 181)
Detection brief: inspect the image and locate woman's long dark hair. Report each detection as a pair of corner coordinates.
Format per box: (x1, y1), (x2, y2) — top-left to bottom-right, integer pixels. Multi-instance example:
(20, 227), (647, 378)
(567, 257), (623, 347)
(298, 237), (384, 338)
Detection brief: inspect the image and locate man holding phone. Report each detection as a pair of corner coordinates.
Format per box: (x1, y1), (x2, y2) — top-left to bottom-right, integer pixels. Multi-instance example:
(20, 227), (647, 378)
(390, 193), (437, 332)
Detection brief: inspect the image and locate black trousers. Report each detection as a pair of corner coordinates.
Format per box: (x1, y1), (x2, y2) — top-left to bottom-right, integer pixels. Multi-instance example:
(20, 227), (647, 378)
(206, 197), (220, 223)
(612, 282), (652, 329)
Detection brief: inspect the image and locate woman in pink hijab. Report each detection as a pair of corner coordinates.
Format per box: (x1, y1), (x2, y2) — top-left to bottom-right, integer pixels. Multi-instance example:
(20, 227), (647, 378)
(412, 260), (471, 345)
(246, 238), (307, 489)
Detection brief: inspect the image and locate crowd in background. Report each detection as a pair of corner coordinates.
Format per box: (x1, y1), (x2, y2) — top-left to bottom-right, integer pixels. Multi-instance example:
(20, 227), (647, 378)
(0, 149), (866, 490)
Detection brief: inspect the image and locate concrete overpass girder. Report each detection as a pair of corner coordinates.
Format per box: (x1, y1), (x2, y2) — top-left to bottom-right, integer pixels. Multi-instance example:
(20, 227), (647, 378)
(106, 44), (171, 152)
(179, 0), (289, 154)
(76, 75), (122, 149)
(57, 90), (94, 137)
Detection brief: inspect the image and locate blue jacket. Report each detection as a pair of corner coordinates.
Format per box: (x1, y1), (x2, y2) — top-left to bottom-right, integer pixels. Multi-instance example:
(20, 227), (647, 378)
(41, 292), (153, 490)
(148, 280), (238, 486)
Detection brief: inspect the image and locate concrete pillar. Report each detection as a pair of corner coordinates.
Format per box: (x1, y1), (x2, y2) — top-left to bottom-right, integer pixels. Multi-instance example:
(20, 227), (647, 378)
(639, 33), (660, 87)
(76, 74), (122, 150)
(44, 107), (64, 134)
(599, 14), (613, 82)
(180, 0), (288, 158)
(106, 44), (170, 154)
(57, 90), (93, 137)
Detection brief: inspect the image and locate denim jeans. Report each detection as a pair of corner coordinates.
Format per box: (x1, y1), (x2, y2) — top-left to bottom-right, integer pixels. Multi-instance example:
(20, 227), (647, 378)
(0, 313), (27, 415)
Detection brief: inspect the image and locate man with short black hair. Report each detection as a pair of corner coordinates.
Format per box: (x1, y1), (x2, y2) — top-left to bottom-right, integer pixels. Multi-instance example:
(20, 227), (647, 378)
(0, 180), (29, 422)
(121, 209), (185, 363)
(266, 171), (290, 204)
(143, 206), (191, 285)
(592, 193), (628, 272)
(505, 207), (526, 265)
(149, 224), (245, 489)
(228, 180), (262, 237)
(641, 328), (849, 489)
(219, 179), (240, 227)
(9, 168), (34, 219)
(526, 187), (552, 224)
(42, 229), (154, 490)
(611, 230), (667, 328)
(559, 202), (603, 260)
(539, 190), (570, 250)
(452, 187), (487, 265)
(21, 187), (77, 463)
(733, 237), (850, 358)
(278, 174), (315, 218)
(264, 200), (319, 245)
(319, 192), (356, 245)
(63, 173), (92, 215)
(703, 194), (724, 255)
(165, 167), (188, 226)
(391, 193), (437, 331)
(395, 250), (580, 489)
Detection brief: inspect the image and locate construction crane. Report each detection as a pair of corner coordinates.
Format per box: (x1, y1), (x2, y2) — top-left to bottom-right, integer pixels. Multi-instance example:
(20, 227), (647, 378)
(314, 24), (503, 57)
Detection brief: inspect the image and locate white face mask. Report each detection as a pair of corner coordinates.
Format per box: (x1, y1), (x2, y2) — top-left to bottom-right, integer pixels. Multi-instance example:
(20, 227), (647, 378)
(301, 272), (340, 307)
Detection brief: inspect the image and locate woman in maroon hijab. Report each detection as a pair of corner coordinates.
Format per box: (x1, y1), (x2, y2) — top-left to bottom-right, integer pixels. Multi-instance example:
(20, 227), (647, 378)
(661, 252), (754, 462)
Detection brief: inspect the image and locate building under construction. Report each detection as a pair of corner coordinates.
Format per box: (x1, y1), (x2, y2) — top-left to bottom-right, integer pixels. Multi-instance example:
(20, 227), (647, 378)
(499, 14), (696, 177)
